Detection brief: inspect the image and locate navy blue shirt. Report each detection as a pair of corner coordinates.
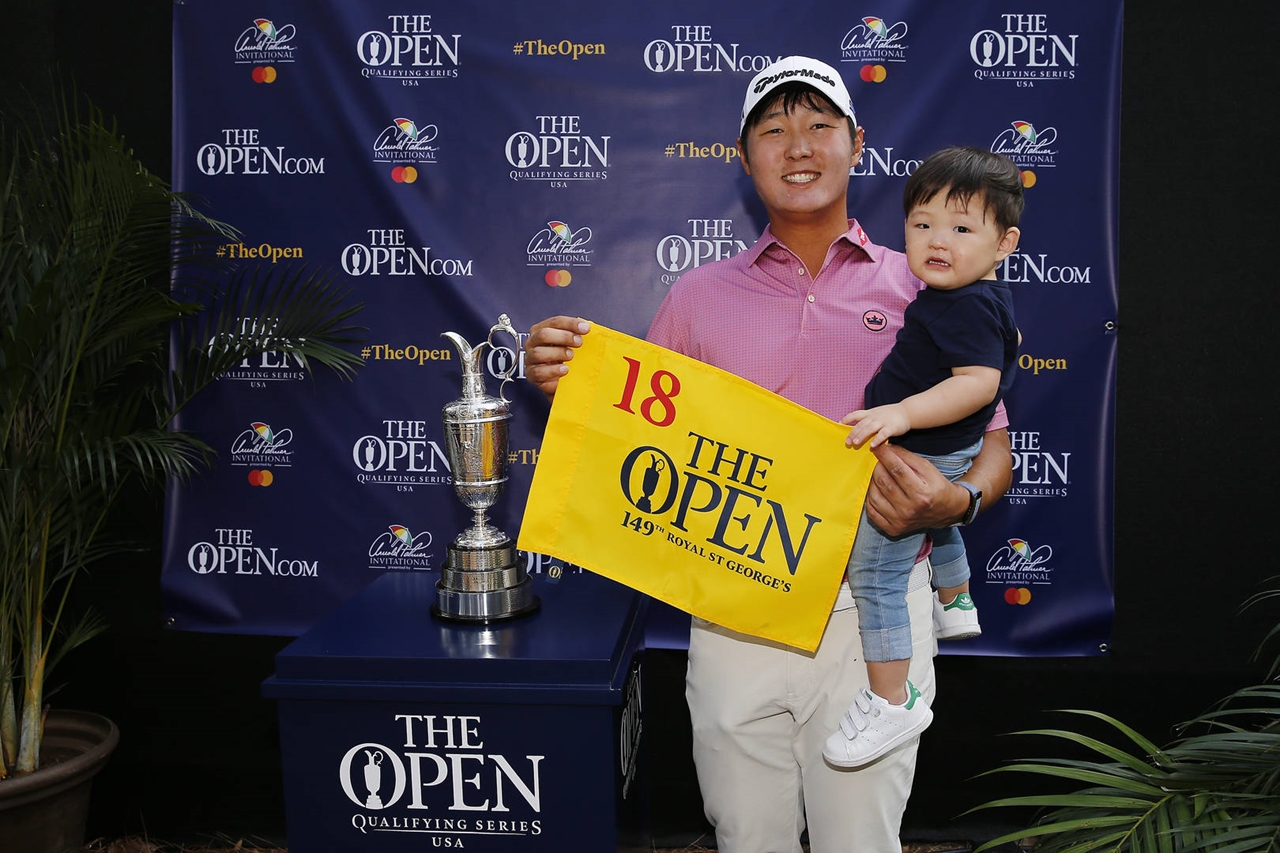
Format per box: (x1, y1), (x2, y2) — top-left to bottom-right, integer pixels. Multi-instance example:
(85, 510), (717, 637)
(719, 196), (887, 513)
(865, 279), (1017, 455)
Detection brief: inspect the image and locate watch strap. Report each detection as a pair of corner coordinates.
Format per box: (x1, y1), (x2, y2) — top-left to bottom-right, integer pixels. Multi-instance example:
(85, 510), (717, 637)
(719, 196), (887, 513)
(956, 481), (982, 526)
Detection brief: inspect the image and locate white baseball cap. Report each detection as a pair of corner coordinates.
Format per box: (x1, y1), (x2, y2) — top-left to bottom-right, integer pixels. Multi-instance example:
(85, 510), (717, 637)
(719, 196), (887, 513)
(740, 56), (857, 135)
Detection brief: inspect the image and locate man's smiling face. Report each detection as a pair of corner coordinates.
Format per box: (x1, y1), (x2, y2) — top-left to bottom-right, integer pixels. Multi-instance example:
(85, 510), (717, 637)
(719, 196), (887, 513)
(738, 91), (863, 229)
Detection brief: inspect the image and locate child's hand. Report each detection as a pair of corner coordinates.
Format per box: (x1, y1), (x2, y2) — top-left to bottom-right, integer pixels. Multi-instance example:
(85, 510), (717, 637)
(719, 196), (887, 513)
(840, 404), (911, 448)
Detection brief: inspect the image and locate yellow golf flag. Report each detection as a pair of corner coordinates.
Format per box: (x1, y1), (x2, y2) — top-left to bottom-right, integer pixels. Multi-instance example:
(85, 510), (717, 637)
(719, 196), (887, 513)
(518, 324), (877, 651)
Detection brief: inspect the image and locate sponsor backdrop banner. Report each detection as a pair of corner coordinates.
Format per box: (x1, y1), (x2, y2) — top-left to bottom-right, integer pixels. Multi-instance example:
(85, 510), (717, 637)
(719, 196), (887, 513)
(164, 1), (1121, 656)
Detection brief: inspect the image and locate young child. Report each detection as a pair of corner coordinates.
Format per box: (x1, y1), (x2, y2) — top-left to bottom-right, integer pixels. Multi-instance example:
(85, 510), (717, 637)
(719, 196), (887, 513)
(823, 146), (1023, 768)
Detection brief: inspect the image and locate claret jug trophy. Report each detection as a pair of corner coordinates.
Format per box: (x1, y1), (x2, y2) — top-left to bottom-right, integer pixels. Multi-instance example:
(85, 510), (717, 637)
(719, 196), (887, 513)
(433, 314), (540, 623)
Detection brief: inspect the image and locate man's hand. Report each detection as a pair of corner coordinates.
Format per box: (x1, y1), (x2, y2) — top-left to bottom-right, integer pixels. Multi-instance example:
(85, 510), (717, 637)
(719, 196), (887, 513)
(841, 404), (910, 448)
(864, 443), (969, 537)
(525, 316), (591, 400)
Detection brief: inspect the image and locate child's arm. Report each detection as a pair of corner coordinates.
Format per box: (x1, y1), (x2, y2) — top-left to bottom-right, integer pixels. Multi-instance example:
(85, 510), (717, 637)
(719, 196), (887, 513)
(841, 365), (1001, 448)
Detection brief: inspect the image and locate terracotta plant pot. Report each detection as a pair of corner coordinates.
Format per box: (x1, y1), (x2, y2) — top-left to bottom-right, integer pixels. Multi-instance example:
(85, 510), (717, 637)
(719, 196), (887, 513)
(0, 710), (120, 853)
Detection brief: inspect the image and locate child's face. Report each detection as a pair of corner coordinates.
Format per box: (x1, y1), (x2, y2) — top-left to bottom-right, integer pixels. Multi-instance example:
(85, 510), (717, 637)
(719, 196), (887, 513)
(904, 190), (1019, 290)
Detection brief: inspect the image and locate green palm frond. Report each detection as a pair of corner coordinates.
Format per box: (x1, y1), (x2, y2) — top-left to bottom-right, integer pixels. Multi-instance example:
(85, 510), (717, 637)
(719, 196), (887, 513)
(1, 86), (364, 777)
(1242, 578), (1280, 681)
(970, 602), (1280, 853)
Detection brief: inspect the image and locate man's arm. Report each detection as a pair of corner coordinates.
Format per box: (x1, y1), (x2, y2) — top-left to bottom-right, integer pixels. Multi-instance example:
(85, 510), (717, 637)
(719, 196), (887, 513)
(864, 428), (1012, 537)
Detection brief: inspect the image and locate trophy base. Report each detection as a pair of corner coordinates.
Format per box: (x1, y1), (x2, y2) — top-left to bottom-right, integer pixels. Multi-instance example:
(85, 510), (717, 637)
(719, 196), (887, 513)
(433, 540), (540, 624)
(432, 576), (541, 624)
(444, 541), (517, 574)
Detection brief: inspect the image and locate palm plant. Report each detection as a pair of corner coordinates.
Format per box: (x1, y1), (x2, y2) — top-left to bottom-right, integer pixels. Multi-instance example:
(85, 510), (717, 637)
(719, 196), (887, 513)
(970, 583), (1280, 852)
(0, 92), (363, 779)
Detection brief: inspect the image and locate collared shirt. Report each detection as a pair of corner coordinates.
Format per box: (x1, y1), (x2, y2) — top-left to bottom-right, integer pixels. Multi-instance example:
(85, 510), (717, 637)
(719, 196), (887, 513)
(648, 219), (1009, 432)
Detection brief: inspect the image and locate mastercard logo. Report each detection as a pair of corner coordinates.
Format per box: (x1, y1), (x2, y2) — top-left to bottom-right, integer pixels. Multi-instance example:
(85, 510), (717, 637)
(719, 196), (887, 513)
(251, 66), (277, 84)
(1020, 169), (1037, 188)
(544, 269), (571, 287)
(247, 469), (275, 487)
(859, 65), (888, 83)
(1004, 587), (1032, 605)
(391, 166), (419, 184)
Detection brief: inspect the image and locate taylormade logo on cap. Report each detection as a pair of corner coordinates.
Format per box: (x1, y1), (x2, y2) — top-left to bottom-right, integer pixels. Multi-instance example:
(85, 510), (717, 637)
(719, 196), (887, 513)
(752, 67), (838, 95)
(740, 56), (856, 134)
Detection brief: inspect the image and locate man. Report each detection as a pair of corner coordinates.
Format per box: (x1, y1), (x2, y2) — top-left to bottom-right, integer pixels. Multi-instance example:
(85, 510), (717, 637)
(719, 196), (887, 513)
(525, 56), (1012, 852)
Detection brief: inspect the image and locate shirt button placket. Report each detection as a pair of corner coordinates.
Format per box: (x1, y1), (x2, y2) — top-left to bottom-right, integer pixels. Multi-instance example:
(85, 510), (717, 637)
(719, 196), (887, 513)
(798, 266), (815, 305)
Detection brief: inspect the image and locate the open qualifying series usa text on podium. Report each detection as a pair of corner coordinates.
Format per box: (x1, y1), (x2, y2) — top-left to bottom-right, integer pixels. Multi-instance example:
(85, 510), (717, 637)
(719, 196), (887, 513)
(262, 570), (648, 852)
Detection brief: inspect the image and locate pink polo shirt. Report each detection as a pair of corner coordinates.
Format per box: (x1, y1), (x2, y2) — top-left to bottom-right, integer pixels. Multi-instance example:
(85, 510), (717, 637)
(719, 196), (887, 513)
(649, 219), (1009, 432)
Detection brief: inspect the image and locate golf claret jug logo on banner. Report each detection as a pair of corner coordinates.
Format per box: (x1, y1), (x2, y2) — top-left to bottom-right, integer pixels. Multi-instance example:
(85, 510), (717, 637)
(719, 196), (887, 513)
(1006, 430), (1071, 502)
(519, 325), (878, 651)
(212, 317), (308, 383)
(340, 713), (543, 839)
(196, 128), (325, 175)
(352, 418), (453, 488)
(187, 528), (320, 579)
(341, 228), (475, 278)
(643, 25), (779, 73)
(506, 115), (610, 183)
(970, 14), (1079, 83)
(355, 14), (461, 81)
(655, 218), (749, 285)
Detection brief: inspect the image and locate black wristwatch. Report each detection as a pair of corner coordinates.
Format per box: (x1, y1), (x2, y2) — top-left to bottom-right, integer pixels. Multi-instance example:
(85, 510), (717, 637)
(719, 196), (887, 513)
(955, 481), (983, 526)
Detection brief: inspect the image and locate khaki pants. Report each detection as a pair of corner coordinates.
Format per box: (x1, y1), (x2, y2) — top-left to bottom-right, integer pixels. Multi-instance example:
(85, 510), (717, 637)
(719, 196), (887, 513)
(686, 561), (937, 853)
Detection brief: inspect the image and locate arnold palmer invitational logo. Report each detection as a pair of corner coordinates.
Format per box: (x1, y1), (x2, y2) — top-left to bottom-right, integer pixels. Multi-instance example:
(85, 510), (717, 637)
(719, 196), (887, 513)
(528, 220), (593, 266)
(984, 537), (1055, 586)
(373, 117), (439, 168)
(234, 18), (297, 65)
(529, 220), (594, 289)
(992, 120), (1059, 171)
(840, 16), (910, 69)
(368, 525), (436, 570)
(230, 421), (294, 468)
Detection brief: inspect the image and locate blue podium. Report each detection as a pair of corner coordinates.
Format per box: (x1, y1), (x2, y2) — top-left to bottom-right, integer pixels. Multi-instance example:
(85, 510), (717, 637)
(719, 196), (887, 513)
(263, 570), (649, 852)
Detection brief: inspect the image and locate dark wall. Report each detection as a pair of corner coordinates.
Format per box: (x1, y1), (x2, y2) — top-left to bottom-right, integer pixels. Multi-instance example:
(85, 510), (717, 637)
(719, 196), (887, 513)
(6, 0), (1277, 845)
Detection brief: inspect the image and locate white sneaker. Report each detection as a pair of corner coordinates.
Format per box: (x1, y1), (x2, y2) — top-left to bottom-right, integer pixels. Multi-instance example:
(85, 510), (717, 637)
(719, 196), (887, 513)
(934, 591), (982, 640)
(823, 681), (933, 768)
